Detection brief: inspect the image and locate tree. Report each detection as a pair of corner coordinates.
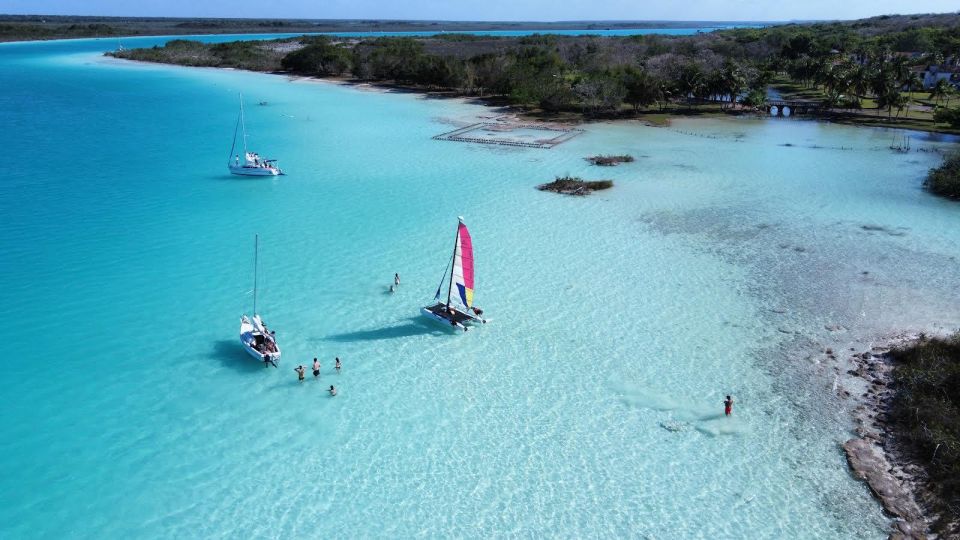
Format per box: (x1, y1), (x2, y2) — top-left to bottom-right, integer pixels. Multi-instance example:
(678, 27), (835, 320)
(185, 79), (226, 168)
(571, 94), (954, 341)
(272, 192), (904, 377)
(621, 67), (661, 111)
(281, 42), (351, 76)
(929, 78), (949, 106)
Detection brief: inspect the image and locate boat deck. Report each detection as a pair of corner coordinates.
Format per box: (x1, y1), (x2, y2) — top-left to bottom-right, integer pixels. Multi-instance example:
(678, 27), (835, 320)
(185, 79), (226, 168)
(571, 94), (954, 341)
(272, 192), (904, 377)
(423, 302), (475, 324)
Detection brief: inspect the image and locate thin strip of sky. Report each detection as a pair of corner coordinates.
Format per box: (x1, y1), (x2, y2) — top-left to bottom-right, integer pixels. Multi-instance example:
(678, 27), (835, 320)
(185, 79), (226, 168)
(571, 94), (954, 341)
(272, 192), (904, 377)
(3, 0), (959, 22)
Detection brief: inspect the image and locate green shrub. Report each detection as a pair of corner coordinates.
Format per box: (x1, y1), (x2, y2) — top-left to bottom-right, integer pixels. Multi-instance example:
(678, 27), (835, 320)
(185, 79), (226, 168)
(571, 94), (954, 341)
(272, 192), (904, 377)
(889, 334), (960, 532)
(925, 152), (960, 200)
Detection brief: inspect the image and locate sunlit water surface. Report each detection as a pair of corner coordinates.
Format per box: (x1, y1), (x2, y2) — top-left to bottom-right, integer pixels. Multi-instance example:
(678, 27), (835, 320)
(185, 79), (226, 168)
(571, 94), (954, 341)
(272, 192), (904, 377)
(1, 37), (959, 539)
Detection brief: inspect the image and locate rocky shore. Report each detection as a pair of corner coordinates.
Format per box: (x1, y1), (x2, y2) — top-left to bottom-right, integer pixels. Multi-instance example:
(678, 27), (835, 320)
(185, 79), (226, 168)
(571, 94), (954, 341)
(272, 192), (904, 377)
(836, 333), (950, 539)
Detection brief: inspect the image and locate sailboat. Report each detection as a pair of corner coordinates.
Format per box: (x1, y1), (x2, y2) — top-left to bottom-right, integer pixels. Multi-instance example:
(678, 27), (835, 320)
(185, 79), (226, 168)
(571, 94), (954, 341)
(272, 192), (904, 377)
(240, 234), (281, 365)
(227, 93), (284, 176)
(421, 217), (487, 331)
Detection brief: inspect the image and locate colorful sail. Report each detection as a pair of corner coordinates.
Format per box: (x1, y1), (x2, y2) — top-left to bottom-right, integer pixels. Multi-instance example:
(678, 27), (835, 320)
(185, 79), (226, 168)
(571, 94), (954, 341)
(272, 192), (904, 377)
(451, 220), (474, 307)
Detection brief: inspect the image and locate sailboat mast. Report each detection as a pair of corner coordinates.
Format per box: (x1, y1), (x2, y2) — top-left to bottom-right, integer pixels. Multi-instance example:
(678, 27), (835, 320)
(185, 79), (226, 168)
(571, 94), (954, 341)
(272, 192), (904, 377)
(253, 234), (259, 315)
(239, 92), (248, 155)
(446, 218), (461, 307)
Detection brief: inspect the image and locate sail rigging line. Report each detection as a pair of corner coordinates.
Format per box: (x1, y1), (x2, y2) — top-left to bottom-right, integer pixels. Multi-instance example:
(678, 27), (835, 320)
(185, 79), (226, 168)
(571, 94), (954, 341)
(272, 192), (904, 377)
(228, 112), (241, 165)
(434, 256), (451, 301)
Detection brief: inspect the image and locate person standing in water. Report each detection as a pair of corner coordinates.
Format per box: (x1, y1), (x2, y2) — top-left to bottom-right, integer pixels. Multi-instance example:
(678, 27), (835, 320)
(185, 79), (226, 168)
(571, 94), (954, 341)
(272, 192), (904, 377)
(335, 357), (341, 373)
(329, 385), (337, 396)
(394, 273), (400, 286)
(724, 395), (734, 416)
(294, 365), (305, 382)
(312, 358), (320, 379)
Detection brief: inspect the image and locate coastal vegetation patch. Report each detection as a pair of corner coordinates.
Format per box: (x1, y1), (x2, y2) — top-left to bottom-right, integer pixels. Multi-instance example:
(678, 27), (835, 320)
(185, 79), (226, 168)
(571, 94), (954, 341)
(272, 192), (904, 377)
(537, 176), (613, 196)
(586, 155), (635, 166)
(108, 13), (960, 133)
(925, 152), (960, 200)
(889, 334), (960, 534)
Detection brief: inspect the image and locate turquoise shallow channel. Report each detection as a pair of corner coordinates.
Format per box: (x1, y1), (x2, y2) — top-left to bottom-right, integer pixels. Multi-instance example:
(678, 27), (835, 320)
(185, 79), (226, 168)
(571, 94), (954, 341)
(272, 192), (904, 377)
(1, 36), (960, 539)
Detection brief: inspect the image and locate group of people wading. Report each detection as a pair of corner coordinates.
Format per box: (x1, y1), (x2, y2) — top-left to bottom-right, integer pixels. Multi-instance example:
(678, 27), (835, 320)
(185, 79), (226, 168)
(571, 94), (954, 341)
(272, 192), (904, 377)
(294, 356), (342, 396)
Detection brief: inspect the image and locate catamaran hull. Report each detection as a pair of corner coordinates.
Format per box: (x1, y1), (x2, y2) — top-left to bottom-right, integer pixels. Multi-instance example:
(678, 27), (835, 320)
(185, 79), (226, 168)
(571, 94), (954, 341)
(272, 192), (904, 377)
(421, 307), (468, 331)
(229, 166), (282, 176)
(420, 303), (484, 332)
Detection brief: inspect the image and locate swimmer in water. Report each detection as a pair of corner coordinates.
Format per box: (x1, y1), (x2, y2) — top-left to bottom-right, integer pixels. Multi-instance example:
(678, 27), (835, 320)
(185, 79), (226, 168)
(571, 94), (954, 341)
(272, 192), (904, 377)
(312, 358), (320, 378)
(294, 365), (305, 382)
(394, 273), (400, 286)
(335, 357), (341, 373)
(724, 395), (734, 416)
(329, 385), (337, 396)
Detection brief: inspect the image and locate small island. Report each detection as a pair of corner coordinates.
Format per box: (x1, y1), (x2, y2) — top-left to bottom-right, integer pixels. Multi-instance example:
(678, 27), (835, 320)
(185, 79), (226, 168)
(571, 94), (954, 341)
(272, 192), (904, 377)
(537, 176), (613, 196)
(586, 154), (635, 166)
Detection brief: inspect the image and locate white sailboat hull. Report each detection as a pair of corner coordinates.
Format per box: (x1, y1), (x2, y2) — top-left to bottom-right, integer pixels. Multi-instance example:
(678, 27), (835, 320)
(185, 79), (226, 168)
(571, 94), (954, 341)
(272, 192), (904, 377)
(229, 164), (282, 176)
(240, 315), (281, 363)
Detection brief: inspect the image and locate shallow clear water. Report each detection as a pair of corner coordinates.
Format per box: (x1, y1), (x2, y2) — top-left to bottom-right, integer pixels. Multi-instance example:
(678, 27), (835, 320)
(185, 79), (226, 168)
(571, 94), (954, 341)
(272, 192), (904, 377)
(1, 38), (959, 539)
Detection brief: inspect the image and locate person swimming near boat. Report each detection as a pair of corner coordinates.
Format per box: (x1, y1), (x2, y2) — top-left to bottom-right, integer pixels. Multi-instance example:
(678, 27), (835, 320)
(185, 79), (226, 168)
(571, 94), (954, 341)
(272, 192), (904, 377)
(263, 354), (278, 368)
(312, 358), (320, 378)
(724, 395), (734, 416)
(329, 385), (337, 396)
(394, 273), (400, 286)
(335, 357), (341, 373)
(295, 365), (305, 382)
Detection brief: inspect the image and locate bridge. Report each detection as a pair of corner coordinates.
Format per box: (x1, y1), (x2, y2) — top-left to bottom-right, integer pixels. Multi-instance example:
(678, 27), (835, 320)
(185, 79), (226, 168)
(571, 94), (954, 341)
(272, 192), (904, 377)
(765, 100), (827, 117)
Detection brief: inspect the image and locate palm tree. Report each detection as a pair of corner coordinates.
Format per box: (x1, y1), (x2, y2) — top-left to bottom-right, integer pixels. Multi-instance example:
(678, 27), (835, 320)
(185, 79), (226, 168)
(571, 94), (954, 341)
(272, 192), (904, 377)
(929, 78), (950, 106)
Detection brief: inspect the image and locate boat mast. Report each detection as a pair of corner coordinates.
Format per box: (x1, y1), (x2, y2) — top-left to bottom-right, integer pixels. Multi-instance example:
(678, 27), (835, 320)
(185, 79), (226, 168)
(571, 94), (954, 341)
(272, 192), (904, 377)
(445, 217), (462, 307)
(253, 234), (259, 315)
(239, 92), (249, 155)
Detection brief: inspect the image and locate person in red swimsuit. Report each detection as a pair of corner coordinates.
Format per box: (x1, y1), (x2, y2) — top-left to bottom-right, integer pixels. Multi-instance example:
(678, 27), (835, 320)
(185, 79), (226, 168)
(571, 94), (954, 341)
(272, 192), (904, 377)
(724, 395), (734, 416)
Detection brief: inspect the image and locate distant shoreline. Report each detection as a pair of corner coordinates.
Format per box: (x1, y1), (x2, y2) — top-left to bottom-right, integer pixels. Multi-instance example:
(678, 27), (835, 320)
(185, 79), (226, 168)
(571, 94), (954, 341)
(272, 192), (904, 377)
(0, 15), (765, 43)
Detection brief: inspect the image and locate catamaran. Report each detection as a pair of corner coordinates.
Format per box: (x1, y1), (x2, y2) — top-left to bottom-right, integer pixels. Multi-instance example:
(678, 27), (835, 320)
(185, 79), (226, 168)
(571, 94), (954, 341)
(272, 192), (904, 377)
(227, 93), (283, 176)
(421, 217), (487, 331)
(240, 234), (281, 365)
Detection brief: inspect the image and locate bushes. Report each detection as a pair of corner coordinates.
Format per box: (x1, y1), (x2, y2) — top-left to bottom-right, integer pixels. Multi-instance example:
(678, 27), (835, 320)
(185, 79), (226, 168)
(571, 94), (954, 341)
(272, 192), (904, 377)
(281, 40), (351, 76)
(889, 334), (960, 531)
(924, 152), (960, 200)
(537, 176), (613, 195)
(934, 107), (960, 129)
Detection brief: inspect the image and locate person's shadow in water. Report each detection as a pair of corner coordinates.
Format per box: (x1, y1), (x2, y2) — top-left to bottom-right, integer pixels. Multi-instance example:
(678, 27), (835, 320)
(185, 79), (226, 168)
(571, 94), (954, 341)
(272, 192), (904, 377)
(211, 339), (273, 373)
(322, 317), (446, 343)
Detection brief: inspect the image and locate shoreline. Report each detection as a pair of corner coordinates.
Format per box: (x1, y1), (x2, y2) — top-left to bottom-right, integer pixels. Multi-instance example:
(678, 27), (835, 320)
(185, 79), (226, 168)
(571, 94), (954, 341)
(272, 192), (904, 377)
(110, 53), (960, 136)
(833, 331), (957, 538)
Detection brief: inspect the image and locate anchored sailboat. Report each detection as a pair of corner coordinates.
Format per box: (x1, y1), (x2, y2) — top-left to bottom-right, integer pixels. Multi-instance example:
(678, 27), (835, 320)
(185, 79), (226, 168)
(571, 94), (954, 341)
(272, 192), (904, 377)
(421, 217), (487, 331)
(240, 234), (281, 365)
(227, 93), (284, 176)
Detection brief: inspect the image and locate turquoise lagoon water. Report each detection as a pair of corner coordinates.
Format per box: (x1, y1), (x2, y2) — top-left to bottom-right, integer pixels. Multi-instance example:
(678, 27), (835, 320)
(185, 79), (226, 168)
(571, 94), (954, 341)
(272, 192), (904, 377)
(1, 38), (960, 539)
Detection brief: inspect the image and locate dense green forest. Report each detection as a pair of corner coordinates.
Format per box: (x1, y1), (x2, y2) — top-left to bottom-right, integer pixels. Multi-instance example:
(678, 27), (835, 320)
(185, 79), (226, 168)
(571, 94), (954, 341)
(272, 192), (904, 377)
(111, 13), (960, 132)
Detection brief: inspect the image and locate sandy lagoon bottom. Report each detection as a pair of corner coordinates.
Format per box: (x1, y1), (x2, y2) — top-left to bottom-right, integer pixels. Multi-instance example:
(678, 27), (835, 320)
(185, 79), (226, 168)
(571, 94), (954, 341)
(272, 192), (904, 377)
(1, 37), (960, 538)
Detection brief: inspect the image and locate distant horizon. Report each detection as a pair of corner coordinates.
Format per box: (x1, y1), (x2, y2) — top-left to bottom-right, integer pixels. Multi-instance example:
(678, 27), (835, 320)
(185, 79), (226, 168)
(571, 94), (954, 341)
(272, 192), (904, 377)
(1, 14), (802, 24)
(2, 0), (958, 24)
